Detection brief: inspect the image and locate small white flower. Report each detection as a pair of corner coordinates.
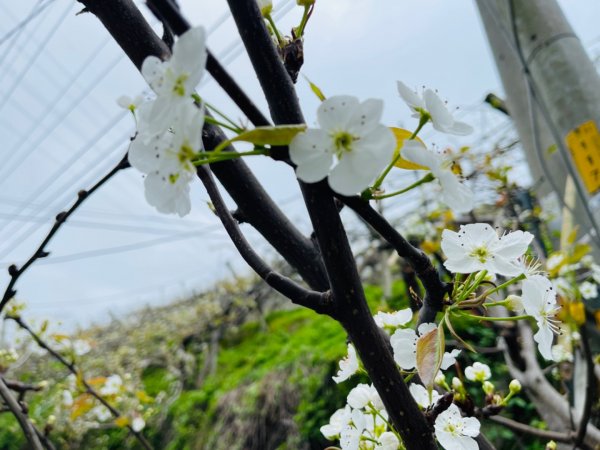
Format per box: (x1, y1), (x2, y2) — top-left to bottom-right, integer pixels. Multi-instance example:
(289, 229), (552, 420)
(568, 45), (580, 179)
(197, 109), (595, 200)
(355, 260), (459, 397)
(373, 308), (412, 330)
(409, 383), (441, 409)
(397, 81), (473, 136)
(522, 275), (561, 360)
(390, 323), (460, 371)
(347, 383), (384, 410)
(320, 405), (352, 439)
(117, 94), (144, 112)
(441, 223), (533, 276)
(376, 431), (400, 450)
(129, 102), (204, 217)
(100, 375), (123, 396)
(546, 253), (565, 271)
(289, 95), (395, 195)
(464, 362), (491, 383)
(401, 140), (473, 214)
(62, 390), (73, 407)
(72, 339), (91, 356)
(140, 26), (207, 136)
(579, 281), (598, 300)
(434, 404), (480, 450)
(91, 405), (112, 422)
(551, 343), (573, 362)
(132, 416), (146, 432)
(333, 343), (359, 383)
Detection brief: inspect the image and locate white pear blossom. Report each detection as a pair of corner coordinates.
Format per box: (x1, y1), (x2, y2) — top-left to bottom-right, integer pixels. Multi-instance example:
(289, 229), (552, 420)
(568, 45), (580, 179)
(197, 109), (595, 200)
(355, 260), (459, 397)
(579, 281), (598, 300)
(373, 308), (412, 330)
(440, 223), (534, 276)
(100, 374), (123, 396)
(401, 140), (473, 213)
(434, 404), (480, 450)
(464, 362), (491, 382)
(375, 431), (400, 450)
(320, 405), (352, 439)
(409, 383), (441, 409)
(397, 81), (473, 136)
(72, 339), (91, 356)
(91, 405), (112, 422)
(140, 26), (207, 137)
(289, 95), (395, 195)
(347, 383), (384, 411)
(117, 94), (144, 112)
(390, 323), (460, 371)
(521, 275), (560, 360)
(132, 416), (146, 432)
(129, 102), (204, 216)
(333, 343), (359, 383)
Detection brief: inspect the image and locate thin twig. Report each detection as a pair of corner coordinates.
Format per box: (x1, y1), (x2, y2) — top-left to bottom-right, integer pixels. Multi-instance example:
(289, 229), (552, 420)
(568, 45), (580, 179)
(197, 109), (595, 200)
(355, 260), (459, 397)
(6, 316), (153, 450)
(0, 155), (129, 313)
(196, 165), (332, 315)
(342, 197), (449, 325)
(490, 415), (574, 443)
(0, 376), (43, 450)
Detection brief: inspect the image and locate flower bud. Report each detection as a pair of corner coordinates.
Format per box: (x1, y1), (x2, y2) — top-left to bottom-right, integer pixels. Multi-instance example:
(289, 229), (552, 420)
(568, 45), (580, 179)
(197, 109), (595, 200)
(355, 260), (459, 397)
(545, 440), (557, 450)
(256, 0), (273, 16)
(434, 373), (446, 386)
(509, 379), (522, 394)
(47, 415), (56, 425)
(452, 377), (463, 390)
(482, 381), (495, 395)
(506, 294), (524, 313)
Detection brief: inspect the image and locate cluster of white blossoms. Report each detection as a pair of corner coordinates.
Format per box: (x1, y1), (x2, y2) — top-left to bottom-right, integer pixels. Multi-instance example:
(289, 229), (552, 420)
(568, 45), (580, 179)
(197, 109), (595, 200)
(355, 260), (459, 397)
(126, 26), (207, 216)
(290, 82), (474, 209)
(320, 383), (400, 450)
(440, 223), (562, 360)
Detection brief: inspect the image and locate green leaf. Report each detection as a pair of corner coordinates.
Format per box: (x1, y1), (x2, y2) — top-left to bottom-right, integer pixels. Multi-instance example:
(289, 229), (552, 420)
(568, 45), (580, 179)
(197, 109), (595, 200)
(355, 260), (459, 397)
(230, 125), (307, 146)
(302, 74), (326, 101)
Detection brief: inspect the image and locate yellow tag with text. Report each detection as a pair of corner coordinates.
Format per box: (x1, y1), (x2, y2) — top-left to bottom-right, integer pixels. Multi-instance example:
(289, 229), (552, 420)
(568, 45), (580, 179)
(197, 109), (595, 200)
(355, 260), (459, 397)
(565, 121), (600, 194)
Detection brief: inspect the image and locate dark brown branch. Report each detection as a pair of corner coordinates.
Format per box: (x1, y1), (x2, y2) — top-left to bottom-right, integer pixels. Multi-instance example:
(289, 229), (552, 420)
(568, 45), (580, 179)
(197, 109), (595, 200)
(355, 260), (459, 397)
(490, 415), (575, 443)
(0, 376), (43, 450)
(196, 165), (333, 315)
(342, 197), (449, 325)
(0, 155), (129, 313)
(146, 0), (271, 128)
(4, 379), (43, 394)
(574, 326), (597, 448)
(76, 0), (329, 291)
(6, 316), (152, 450)
(224, 1), (437, 448)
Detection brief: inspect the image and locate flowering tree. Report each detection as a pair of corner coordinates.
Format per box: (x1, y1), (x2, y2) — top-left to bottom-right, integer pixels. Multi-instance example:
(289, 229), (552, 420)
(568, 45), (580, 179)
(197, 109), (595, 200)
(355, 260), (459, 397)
(0, 0), (599, 449)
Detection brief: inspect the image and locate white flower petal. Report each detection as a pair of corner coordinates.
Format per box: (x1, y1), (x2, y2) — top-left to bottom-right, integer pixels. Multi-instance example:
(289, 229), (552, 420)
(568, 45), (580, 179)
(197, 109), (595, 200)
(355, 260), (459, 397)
(141, 56), (165, 92)
(348, 98), (384, 135)
(401, 140), (440, 171)
(317, 95), (359, 130)
(171, 26), (207, 92)
(390, 328), (417, 370)
(424, 89), (454, 129)
(397, 81), (425, 111)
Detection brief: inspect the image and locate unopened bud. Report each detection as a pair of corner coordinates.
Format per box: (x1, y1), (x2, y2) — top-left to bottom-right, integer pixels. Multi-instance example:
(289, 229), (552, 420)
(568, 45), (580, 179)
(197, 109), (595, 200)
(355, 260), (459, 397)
(451, 377), (463, 390)
(545, 440), (557, 450)
(482, 381), (495, 395)
(256, 0), (273, 16)
(506, 295), (524, 313)
(47, 415), (56, 425)
(434, 373), (446, 386)
(509, 379), (522, 394)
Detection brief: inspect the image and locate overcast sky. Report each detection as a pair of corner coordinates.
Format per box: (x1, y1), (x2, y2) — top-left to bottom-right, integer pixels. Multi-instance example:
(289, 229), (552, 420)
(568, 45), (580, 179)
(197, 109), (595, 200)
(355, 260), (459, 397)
(0, 0), (599, 332)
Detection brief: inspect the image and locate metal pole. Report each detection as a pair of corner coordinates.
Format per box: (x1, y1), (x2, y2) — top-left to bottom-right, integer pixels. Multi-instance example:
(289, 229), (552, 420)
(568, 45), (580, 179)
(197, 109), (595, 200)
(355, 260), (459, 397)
(476, 0), (600, 252)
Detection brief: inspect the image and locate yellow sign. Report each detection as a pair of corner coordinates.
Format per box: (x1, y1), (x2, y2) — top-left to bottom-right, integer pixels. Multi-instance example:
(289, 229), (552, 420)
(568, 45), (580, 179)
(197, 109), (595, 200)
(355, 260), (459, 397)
(565, 120), (600, 195)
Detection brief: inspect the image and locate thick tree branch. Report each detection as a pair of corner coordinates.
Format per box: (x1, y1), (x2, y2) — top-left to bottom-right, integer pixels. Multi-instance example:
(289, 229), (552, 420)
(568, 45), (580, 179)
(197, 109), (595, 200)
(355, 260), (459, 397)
(224, 1), (437, 448)
(0, 376), (43, 450)
(0, 155), (129, 313)
(6, 315), (152, 450)
(76, 0), (329, 291)
(342, 197), (449, 325)
(490, 415), (575, 443)
(196, 165), (333, 315)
